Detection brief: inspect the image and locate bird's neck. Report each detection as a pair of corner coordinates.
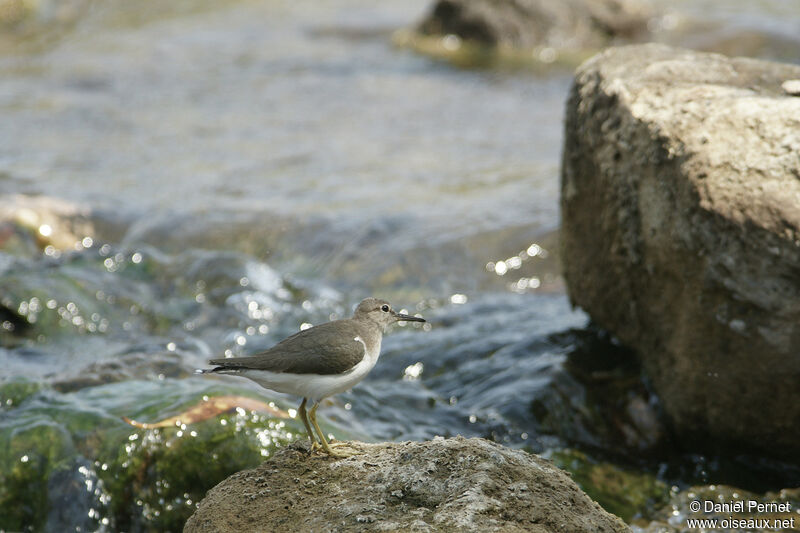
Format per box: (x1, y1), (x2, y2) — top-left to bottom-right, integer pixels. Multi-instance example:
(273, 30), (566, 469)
(357, 324), (383, 362)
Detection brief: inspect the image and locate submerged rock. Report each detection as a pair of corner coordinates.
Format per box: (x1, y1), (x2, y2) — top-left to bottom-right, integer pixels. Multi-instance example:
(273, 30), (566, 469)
(0, 194), (94, 253)
(560, 44), (800, 459)
(185, 436), (630, 533)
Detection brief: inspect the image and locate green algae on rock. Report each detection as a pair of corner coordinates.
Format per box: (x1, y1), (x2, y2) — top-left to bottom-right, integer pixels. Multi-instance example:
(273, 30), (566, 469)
(547, 448), (670, 522)
(0, 377), (42, 409)
(0, 379), (301, 532)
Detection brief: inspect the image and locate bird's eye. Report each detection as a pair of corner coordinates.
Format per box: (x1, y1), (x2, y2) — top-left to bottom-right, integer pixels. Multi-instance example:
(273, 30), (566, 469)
(380, 304), (390, 312)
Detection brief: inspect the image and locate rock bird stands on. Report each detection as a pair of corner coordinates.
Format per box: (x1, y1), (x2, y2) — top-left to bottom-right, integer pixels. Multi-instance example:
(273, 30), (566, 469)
(201, 298), (425, 457)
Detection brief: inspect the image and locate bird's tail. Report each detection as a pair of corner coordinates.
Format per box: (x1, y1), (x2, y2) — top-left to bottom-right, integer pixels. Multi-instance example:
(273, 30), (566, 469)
(195, 365), (239, 375)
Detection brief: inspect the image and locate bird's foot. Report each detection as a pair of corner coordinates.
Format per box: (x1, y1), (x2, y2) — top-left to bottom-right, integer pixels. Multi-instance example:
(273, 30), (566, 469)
(328, 440), (358, 449)
(326, 440), (362, 457)
(323, 447), (359, 458)
(307, 440), (355, 458)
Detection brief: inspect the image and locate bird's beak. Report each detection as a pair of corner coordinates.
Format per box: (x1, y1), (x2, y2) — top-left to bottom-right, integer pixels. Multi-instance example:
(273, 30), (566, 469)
(393, 311), (425, 323)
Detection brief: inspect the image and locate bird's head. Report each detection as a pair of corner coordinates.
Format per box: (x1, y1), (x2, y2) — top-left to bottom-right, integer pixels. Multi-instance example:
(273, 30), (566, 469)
(353, 297), (425, 330)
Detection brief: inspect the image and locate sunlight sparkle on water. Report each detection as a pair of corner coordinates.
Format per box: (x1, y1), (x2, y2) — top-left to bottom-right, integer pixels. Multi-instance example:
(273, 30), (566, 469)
(526, 243), (544, 257)
(403, 362), (424, 381)
(492, 261), (508, 275)
(506, 256), (522, 269)
(512, 277), (541, 293)
(486, 242), (550, 293)
(442, 34), (461, 51)
(450, 294), (468, 305)
(537, 47), (557, 63)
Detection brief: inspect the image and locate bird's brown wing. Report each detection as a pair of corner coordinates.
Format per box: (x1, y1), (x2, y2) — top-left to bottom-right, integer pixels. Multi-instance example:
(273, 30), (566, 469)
(207, 320), (366, 375)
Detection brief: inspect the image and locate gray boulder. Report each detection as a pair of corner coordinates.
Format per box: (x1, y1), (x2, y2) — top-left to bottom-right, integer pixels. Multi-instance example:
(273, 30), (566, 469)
(415, 0), (652, 50)
(561, 43), (800, 459)
(184, 437), (630, 532)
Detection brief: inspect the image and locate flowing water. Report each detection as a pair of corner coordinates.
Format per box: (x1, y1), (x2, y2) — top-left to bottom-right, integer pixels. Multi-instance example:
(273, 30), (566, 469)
(1, 0), (799, 531)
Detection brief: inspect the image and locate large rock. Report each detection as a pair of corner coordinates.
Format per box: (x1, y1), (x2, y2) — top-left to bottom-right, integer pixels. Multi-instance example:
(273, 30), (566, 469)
(415, 0), (652, 50)
(184, 437), (630, 533)
(560, 44), (800, 459)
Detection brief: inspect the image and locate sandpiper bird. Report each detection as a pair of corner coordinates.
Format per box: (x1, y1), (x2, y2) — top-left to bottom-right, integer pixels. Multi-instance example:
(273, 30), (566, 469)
(201, 298), (425, 457)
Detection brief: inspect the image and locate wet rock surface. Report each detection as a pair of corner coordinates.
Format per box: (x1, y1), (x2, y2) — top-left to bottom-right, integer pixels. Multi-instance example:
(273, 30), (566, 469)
(561, 43), (800, 460)
(185, 436), (630, 533)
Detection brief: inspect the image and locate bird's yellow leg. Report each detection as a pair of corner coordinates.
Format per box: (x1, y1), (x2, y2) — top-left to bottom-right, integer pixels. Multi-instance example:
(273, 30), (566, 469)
(298, 398), (320, 452)
(308, 401), (357, 457)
